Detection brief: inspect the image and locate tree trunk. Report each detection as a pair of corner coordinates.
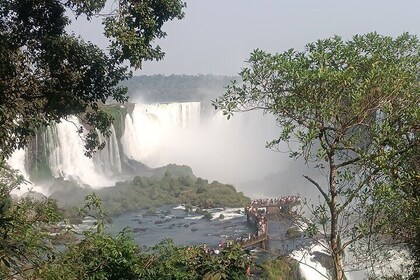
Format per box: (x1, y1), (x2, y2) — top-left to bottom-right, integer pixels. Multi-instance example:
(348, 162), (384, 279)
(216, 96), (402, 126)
(329, 161), (344, 280)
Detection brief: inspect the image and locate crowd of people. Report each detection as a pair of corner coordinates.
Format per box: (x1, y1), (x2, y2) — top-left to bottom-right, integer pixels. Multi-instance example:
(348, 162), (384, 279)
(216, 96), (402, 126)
(245, 200), (268, 239)
(199, 196), (302, 254)
(250, 195), (301, 206)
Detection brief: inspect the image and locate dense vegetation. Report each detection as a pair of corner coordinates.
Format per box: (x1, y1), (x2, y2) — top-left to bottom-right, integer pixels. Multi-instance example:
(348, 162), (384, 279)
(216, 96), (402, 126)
(259, 257), (302, 280)
(1, 180), (253, 279)
(121, 74), (238, 102)
(51, 236), (252, 280)
(48, 169), (250, 218)
(0, 1), (258, 278)
(1, 0), (417, 278)
(102, 173), (249, 216)
(215, 33), (420, 279)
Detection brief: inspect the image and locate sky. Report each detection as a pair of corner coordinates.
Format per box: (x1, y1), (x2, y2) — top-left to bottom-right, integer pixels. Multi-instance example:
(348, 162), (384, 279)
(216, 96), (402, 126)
(67, 0), (420, 197)
(69, 0), (420, 76)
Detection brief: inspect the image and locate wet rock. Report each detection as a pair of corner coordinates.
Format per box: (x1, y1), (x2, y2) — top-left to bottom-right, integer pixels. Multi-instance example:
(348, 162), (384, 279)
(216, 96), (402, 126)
(132, 227), (147, 233)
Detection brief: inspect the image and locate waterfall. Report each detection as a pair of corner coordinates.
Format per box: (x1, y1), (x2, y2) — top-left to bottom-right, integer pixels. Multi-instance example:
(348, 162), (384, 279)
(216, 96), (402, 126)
(291, 244), (329, 280)
(46, 117), (116, 188)
(94, 125), (122, 175)
(7, 102), (203, 192)
(121, 102), (202, 164)
(119, 101), (286, 184)
(8, 100), (287, 194)
(8, 118), (123, 191)
(7, 147), (48, 195)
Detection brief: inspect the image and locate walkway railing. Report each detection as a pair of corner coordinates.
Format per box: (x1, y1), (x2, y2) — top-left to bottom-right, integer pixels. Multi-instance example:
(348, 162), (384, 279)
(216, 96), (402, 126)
(240, 233), (268, 248)
(241, 196), (301, 249)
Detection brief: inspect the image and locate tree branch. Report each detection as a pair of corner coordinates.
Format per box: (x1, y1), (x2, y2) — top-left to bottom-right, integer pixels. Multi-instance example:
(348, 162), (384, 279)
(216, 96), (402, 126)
(336, 156), (361, 169)
(338, 168), (380, 214)
(303, 175), (330, 204)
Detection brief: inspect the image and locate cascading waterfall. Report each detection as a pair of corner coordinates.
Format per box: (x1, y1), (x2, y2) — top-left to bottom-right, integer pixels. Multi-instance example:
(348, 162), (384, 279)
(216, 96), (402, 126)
(119, 101), (285, 183)
(94, 125), (122, 175)
(44, 116), (117, 188)
(7, 147), (46, 195)
(7, 102), (203, 192)
(45, 124), (60, 172)
(8, 100), (287, 195)
(8, 118), (122, 191)
(121, 102), (202, 164)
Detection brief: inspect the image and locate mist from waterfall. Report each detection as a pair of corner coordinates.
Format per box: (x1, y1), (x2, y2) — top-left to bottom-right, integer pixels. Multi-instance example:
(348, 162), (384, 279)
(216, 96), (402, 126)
(120, 102), (292, 188)
(8, 101), (308, 198)
(121, 102), (202, 164)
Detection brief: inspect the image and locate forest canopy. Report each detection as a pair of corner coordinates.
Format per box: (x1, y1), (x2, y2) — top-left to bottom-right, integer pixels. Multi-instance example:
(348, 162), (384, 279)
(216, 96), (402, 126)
(0, 0), (186, 159)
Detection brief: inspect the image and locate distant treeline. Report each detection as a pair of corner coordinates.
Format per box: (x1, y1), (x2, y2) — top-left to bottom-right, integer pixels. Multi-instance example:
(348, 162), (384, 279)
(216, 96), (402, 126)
(121, 74), (239, 102)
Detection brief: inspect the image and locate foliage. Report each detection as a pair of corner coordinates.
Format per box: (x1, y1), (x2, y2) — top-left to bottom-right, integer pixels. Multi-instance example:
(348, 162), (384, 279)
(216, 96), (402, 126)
(31, 195), (252, 280)
(259, 257), (302, 280)
(0, 165), (63, 278)
(50, 171), (249, 217)
(121, 74), (238, 102)
(134, 239), (250, 280)
(100, 104), (129, 140)
(366, 137), (420, 279)
(214, 32), (420, 279)
(286, 227), (302, 239)
(0, 0), (186, 159)
(43, 235), (252, 280)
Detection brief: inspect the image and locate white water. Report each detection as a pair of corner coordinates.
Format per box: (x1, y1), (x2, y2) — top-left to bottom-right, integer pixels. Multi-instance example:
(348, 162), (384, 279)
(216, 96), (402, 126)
(184, 215), (204, 220)
(291, 244), (330, 280)
(121, 101), (289, 185)
(172, 205), (244, 221)
(48, 116), (115, 188)
(8, 117), (121, 192)
(121, 102), (201, 164)
(95, 125), (122, 175)
(290, 242), (411, 280)
(8, 101), (290, 195)
(208, 207), (244, 221)
(173, 204), (186, 210)
(7, 148), (45, 195)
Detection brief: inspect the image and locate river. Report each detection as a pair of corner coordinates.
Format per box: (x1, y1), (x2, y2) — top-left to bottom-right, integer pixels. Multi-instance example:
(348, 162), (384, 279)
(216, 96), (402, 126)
(102, 205), (254, 248)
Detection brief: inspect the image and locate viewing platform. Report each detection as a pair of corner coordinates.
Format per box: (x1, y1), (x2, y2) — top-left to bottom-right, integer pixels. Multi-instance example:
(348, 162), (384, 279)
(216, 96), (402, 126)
(241, 196), (301, 249)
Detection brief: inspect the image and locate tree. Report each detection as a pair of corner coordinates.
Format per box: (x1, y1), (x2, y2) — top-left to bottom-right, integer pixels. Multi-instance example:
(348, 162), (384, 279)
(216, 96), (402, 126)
(369, 130), (420, 279)
(214, 33), (419, 279)
(0, 0), (186, 160)
(0, 0), (185, 276)
(28, 194), (253, 279)
(0, 165), (63, 278)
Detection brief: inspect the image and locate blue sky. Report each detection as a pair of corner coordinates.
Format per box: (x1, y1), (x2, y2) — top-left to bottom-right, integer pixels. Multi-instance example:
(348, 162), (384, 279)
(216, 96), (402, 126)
(69, 0), (420, 75)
